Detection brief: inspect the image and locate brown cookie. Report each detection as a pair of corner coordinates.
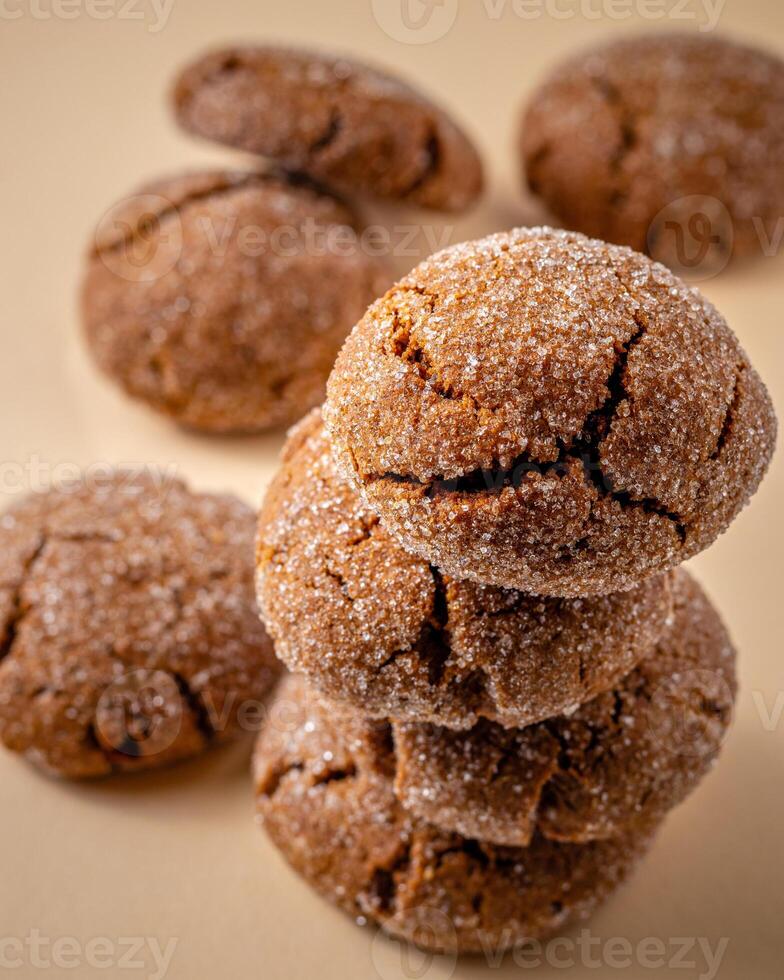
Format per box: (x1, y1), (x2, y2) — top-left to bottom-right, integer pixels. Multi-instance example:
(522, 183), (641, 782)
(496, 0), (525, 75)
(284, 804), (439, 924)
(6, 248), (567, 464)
(325, 227), (776, 596)
(0, 473), (281, 777)
(172, 46), (483, 212)
(521, 34), (784, 262)
(393, 570), (736, 847)
(82, 169), (389, 433)
(256, 409), (673, 729)
(254, 674), (658, 954)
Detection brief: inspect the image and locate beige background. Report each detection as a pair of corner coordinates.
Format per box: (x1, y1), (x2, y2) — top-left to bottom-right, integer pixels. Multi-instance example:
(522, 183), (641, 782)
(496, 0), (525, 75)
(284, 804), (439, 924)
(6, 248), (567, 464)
(1, 0), (783, 977)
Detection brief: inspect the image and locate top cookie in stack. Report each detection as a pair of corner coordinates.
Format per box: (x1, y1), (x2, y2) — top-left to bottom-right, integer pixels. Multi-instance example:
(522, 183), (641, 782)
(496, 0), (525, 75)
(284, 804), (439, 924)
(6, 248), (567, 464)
(323, 226), (776, 596)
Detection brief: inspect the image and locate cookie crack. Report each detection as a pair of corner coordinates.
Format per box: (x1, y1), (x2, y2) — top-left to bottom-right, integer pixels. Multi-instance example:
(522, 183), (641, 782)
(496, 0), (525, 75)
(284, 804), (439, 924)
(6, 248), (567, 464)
(588, 75), (639, 206)
(372, 265), (687, 544)
(388, 289), (467, 403)
(0, 534), (49, 663)
(373, 569), (453, 687)
(366, 840), (413, 916)
(711, 365), (744, 460)
(400, 128), (442, 200)
(307, 108), (344, 156)
(172, 672), (215, 741)
(312, 762), (358, 787)
(526, 141), (553, 197)
(421, 568), (452, 686)
(257, 759), (305, 799)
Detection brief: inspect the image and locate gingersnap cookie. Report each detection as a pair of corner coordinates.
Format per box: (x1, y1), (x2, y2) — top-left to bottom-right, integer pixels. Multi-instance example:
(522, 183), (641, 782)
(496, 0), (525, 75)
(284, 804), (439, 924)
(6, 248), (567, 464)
(0, 472), (281, 777)
(256, 409), (672, 729)
(521, 34), (784, 262)
(393, 570), (735, 847)
(324, 227), (776, 597)
(82, 169), (389, 433)
(172, 46), (483, 212)
(254, 674), (658, 954)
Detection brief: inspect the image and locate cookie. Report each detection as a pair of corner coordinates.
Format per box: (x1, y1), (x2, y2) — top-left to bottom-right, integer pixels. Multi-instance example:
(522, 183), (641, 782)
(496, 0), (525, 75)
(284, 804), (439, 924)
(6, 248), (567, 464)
(82, 169), (389, 433)
(0, 473), (281, 777)
(172, 46), (483, 212)
(254, 674), (658, 954)
(256, 409), (673, 729)
(521, 34), (784, 261)
(393, 570), (735, 846)
(324, 227), (776, 596)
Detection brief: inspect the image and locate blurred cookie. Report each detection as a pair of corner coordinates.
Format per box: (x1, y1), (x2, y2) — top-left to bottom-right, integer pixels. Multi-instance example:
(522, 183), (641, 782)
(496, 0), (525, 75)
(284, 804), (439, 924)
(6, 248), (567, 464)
(325, 227), (776, 596)
(254, 674), (658, 954)
(521, 34), (784, 263)
(393, 570), (736, 846)
(82, 169), (388, 433)
(0, 473), (281, 777)
(256, 409), (672, 728)
(173, 46), (483, 212)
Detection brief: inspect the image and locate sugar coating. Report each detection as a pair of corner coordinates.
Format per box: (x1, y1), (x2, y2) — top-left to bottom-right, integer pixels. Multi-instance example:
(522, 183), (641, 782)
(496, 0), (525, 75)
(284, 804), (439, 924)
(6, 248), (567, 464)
(254, 673), (658, 954)
(83, 169), (389, 433)
(256, 409), (673, 729)
(393, 570), (736, 847)
(173, 46), (483, 213)
(522, 33), (784, 258)
(324, 226), (776, 596)
(0, 473), (280, 777)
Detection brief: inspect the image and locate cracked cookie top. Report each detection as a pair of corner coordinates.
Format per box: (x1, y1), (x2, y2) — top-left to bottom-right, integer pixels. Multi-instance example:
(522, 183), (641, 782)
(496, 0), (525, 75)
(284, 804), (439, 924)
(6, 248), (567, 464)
(521, 33), (784, 260)
(256, 409), (672, 729)
(254, 672), (659, 954)
(324, 227), (776, 595)
(82, 169), (390, 433)
(172, 46), (483, 213)
(393, 569), (736, 847)
(0, 473), (281, 777)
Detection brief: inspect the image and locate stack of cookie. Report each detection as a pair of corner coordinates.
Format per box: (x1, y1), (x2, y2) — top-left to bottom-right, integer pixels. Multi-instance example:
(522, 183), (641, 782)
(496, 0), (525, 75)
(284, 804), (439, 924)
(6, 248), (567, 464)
(254, 228), (776, 953)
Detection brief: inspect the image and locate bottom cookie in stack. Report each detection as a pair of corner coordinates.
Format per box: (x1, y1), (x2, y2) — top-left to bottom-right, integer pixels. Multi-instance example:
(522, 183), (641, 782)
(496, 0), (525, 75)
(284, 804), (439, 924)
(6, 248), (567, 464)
(253, 569), (736, 954)
(254, 674), (660, 954)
